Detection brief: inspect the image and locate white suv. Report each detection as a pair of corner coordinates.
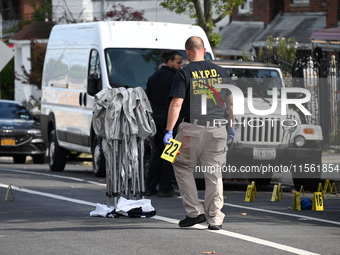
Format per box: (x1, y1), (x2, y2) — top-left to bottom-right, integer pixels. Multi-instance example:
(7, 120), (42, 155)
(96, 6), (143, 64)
(202, 60), (323, 191)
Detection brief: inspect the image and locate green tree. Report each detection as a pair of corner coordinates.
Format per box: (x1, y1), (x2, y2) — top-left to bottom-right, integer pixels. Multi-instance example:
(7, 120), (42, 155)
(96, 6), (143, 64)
(257, 36), (298, 66)
(160, 0), (244, 48)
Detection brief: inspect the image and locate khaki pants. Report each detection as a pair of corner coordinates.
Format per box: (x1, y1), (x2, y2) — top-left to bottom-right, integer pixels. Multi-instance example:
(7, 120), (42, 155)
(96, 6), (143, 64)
(173, 122), (227, 225)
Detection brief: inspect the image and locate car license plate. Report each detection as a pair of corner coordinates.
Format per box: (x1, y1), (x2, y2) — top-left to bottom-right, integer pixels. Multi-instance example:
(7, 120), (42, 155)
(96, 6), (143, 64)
(1, 139), (16, 146)
(253, 148), (276, 160)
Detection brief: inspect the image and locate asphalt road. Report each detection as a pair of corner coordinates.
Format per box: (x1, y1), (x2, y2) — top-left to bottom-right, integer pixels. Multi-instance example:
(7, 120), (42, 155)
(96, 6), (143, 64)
(0, 157), (339, 255)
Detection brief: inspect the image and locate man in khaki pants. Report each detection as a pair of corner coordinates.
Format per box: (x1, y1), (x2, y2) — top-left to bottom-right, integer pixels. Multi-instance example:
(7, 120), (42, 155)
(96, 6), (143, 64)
(163, 36), (235, 230)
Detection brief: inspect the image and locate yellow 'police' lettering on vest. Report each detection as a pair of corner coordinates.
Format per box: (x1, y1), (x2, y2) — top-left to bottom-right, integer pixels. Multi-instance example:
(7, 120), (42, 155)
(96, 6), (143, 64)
(192, 77), (222, 92)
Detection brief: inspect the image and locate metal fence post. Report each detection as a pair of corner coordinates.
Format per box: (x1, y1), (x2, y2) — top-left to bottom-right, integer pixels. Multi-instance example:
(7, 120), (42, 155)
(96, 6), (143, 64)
(318, 54), (331, 148)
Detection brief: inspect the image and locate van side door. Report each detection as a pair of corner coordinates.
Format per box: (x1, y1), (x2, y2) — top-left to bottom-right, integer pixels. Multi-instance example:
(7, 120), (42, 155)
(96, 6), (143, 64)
(82, 49), (102, 147)
(65, 47), (89, 149)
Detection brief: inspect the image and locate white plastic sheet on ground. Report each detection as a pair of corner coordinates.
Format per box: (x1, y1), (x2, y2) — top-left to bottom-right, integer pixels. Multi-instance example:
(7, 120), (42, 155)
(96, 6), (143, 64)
(90, 203), (115, 217)
(89, 197), (155, 218)
(115, 197), (155, 216)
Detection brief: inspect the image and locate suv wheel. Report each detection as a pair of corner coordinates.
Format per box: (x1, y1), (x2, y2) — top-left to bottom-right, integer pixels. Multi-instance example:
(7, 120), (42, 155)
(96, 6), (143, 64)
(13, 155), (26, 164)
(48, 130), (67, 171)
(92, 135), (106, 177)
(32, 155), (45, 164)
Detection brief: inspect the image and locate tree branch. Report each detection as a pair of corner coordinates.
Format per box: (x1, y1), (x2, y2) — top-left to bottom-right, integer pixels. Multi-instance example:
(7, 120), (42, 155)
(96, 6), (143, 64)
(204, 0), (212, 23)
(213, 13), (228, 24)
(193, 0), (206, 30)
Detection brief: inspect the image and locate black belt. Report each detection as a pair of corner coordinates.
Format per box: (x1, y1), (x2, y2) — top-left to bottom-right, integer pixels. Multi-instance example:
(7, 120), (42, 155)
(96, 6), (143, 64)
(152, 111), (167, 114)
(183, 117), (226, 127)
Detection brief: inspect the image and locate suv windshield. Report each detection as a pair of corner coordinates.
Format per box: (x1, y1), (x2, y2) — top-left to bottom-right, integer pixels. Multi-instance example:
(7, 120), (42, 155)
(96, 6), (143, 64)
(229, 68), (282, 98)
(105, 48), (212, 89)
(0, 102), (32, 120)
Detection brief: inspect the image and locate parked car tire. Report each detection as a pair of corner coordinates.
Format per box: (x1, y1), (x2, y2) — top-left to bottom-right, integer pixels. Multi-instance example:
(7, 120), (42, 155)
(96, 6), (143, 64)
(13, 155), (26, 164)
(48, 130), (67, 171)
(32, 155), (45, 164)
(92, 135), (106, 177)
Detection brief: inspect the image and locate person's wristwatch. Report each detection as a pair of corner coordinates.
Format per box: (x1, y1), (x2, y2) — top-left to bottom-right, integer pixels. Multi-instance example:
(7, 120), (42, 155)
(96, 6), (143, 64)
(164, 129), (171, 134)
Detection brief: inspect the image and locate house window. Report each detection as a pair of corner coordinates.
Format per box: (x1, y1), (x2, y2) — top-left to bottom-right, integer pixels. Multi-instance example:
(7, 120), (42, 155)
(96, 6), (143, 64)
(239, 0), (253, 13)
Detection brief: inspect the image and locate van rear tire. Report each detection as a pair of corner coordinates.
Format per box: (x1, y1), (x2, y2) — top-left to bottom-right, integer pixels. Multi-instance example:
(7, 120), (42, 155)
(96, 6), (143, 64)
(48, 130), (67, 172)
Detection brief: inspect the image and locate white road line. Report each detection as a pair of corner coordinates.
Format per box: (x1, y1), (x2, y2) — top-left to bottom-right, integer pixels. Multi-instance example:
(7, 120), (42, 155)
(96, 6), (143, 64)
(2, 168), (340, 226)
(198, 199), (340, 226)
(1, 168), (106, 186)
(0, 183), (320, 255)
(222, 201), (340, 226)
(154, 215), (320, 255)
(0, 183), (95, 206)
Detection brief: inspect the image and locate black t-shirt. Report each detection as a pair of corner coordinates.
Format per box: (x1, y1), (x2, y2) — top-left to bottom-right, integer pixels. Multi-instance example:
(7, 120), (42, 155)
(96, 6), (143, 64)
(169, 61), (231, 121)
(146, 66), (176, 114)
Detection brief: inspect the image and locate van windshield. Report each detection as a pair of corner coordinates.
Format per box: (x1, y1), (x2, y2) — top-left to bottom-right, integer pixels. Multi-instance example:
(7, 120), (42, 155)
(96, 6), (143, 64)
(228, 68), (282, 98)
(105, 48), (212, 89)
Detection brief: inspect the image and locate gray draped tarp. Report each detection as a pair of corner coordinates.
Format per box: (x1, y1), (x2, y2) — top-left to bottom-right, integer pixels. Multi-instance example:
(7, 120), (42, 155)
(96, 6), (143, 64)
(93, 87), (156, 206)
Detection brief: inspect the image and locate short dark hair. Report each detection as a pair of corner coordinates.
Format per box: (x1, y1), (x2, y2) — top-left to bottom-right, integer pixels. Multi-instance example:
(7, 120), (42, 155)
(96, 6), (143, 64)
(161, 50), (182, 63)
(185, 36), (204, 51)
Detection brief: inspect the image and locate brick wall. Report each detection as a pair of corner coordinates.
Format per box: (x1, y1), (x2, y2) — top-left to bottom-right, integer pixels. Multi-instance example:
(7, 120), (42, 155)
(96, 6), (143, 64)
(325, 0), (339, 27)
(283, 0), (325, 13)
(253, 0), (271, 25)
(254, 0), (284, 25)
(232, 0), (284, 27)
(20, 0), (36, 20)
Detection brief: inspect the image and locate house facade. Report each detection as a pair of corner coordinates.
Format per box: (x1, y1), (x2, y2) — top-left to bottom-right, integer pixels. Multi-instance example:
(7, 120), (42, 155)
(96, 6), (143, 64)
(2, 0), (340, 105)
(215, 0), (340, 59)
(1, 0), (207, 106)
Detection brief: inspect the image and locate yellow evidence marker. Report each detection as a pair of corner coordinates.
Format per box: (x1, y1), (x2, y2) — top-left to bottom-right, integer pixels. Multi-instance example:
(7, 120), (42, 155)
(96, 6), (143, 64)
(312, 192), (324, 211)
(292, 192), (301, 210)
(244, 184), (256, 202)
(270, 183), (283, 202)
(161, 138), (182, 163)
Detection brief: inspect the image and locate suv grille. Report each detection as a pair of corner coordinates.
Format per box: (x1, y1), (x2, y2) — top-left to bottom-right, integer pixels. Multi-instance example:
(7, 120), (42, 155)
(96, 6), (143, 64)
(239, 117), (282, 144)
(0, 130), (31, 145)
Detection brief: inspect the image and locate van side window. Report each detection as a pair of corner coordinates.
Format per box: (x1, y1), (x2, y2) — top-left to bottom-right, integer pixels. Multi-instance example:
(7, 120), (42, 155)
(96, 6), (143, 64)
(87, 50), (102, 96)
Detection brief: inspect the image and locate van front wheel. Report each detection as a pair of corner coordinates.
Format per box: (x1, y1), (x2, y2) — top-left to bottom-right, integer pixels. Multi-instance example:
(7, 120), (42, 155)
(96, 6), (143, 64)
(48, 130), (67, 171)
(92, 135), (106, 177)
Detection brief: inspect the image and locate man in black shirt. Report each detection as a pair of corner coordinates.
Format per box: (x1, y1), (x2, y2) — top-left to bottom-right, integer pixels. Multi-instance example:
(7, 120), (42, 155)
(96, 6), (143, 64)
(164, 37), (235, 230)
(145, 50), (183, 197)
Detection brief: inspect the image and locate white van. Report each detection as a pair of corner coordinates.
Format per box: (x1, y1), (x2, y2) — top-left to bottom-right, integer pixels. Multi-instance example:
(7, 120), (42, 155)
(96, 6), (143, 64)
(40, 21), (213, 176)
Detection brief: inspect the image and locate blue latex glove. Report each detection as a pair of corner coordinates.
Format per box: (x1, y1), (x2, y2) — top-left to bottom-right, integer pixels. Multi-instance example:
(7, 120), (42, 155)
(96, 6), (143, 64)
(227, 127), (236, 141)
(163, 130), (173, 146)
